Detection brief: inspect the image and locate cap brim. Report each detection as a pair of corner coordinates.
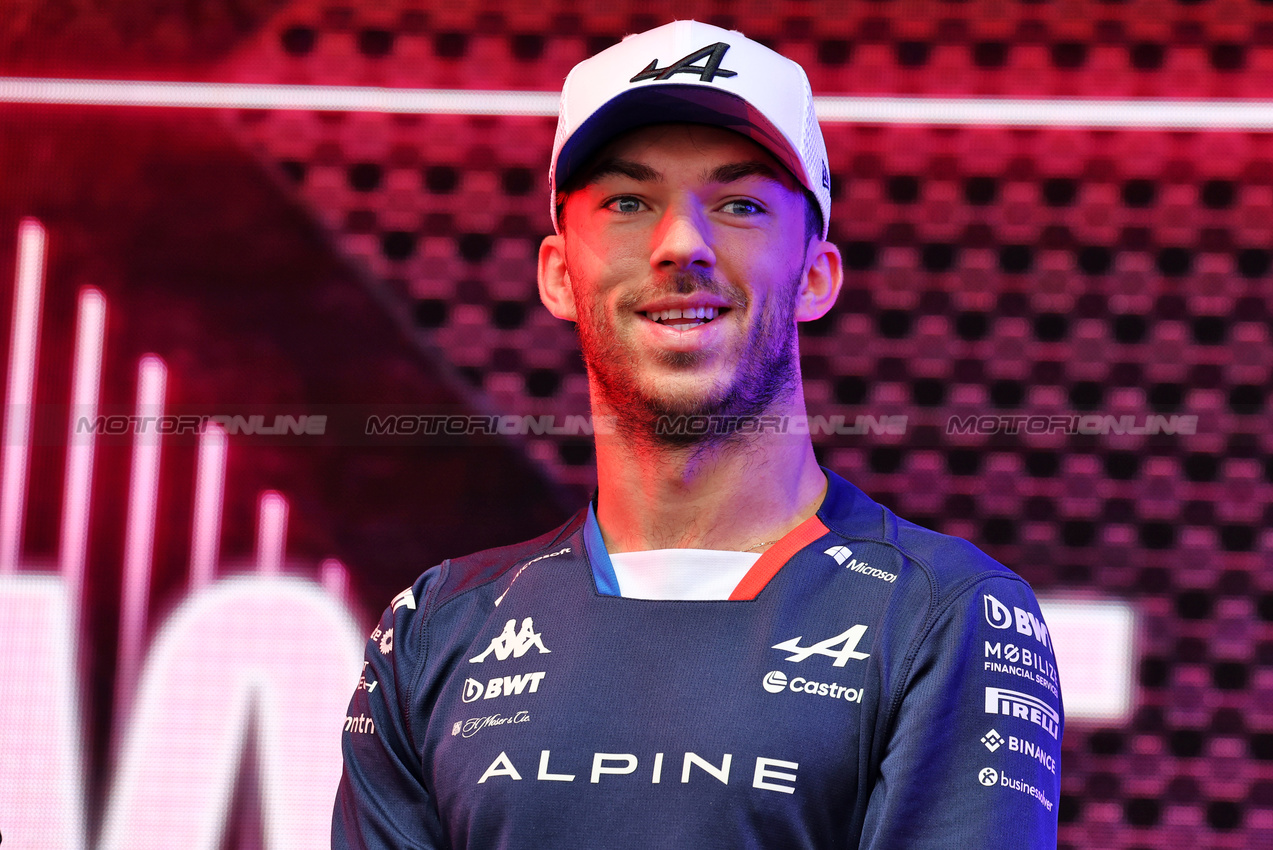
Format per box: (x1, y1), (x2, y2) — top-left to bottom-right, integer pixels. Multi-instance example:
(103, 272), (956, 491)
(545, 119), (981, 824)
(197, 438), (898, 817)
(554, 84), (810, 196)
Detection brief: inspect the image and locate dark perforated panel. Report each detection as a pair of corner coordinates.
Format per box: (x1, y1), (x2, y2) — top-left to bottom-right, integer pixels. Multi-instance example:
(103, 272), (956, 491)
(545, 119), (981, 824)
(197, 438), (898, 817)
(61, 0), (1273, 845)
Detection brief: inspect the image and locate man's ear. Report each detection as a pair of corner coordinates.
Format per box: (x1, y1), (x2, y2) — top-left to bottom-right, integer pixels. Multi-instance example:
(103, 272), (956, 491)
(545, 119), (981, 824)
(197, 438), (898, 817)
(538, 233), (577, 321)
(795, 239), (844, 322)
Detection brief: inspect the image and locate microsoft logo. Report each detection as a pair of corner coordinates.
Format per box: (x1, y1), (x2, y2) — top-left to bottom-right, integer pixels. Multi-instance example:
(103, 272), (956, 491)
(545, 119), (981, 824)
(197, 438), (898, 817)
(824, 545), (853, 565)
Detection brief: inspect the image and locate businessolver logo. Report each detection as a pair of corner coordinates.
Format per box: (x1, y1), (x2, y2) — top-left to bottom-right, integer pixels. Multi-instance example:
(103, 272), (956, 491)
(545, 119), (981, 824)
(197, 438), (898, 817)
(469, 617), (551, 663)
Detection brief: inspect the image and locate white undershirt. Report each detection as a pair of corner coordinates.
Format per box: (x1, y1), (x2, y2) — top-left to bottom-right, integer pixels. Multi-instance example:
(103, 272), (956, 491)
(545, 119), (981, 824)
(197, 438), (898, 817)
(607, 549), (761, 600)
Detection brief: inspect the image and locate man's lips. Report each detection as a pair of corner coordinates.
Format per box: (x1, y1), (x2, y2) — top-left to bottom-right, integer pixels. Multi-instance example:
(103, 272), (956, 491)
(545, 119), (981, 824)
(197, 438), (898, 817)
(641, 305), (729, 329)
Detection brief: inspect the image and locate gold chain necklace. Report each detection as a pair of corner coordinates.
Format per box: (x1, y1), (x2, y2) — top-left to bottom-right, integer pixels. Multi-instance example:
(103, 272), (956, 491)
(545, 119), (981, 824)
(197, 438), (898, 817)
(744, 538), (780, 552)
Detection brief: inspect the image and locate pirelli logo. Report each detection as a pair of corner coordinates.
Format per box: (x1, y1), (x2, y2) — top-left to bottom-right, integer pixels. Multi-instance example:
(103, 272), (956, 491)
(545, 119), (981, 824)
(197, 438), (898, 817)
(984, 686), (1060, 740)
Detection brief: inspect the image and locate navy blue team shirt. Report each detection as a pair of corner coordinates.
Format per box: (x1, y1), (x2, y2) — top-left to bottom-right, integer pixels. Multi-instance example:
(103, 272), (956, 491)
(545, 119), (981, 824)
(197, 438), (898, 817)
(334, 470), (1063, 848)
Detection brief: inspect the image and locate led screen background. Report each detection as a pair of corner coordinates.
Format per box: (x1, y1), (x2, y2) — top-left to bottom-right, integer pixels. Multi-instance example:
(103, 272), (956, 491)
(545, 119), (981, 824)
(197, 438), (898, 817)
(0, 1), (1270, 848)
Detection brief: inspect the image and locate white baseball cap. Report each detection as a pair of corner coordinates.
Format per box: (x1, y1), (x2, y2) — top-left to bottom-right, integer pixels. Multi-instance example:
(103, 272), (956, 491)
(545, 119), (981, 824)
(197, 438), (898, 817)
(549, 20), (831, 239)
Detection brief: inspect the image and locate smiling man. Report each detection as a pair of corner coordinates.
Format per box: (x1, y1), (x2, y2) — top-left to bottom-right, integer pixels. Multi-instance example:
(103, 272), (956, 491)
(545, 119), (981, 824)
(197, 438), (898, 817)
(335, 21), (1062, 849)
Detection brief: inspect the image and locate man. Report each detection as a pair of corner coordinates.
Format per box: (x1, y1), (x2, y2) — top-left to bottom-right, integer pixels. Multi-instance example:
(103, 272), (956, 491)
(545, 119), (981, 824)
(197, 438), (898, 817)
(334, 21), (1062, 848)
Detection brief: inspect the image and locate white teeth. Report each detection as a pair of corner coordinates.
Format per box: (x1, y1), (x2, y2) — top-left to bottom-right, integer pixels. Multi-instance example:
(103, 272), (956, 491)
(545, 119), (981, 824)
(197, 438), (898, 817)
(647, 306), (720, 324)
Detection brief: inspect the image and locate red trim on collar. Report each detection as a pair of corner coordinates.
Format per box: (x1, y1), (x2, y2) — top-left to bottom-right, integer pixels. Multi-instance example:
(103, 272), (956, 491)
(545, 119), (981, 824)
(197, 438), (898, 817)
(728, 515), (830, 600)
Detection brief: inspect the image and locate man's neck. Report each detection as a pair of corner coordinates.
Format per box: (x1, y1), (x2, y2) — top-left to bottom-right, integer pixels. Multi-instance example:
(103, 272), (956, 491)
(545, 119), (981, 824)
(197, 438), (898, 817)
(591, 393), (827, 554)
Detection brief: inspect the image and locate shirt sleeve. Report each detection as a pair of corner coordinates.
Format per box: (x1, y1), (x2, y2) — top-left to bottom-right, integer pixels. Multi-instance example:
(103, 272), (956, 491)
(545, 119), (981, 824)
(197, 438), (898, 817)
(332, 571), (447, 850)
(859, 575), (1063, 849)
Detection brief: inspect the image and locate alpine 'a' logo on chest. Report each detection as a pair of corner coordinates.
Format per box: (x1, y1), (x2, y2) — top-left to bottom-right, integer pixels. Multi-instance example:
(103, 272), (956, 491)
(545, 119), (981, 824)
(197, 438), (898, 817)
(772, 625), (871, 667)
(630, 42), (738, 83)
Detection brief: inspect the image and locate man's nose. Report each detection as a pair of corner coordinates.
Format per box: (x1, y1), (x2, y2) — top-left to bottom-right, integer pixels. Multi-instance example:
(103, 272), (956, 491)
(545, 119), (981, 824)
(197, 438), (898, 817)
(649, 208), (716, 272)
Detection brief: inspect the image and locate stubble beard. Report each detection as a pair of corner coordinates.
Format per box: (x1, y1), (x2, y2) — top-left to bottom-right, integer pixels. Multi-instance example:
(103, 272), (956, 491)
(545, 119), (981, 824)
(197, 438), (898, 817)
(573, 267), (802, 449)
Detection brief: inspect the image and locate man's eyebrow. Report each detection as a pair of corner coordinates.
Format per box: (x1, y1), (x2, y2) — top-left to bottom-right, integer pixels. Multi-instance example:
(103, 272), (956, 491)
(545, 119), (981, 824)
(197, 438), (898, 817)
(703, 161), (785, 186)
(580, 158), (663, 187)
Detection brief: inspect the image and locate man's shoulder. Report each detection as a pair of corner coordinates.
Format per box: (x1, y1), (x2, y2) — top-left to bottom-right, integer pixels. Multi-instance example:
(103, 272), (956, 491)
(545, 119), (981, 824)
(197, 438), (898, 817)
(888, 513), (1018, 589)
(427, 509), (587, 607)
(820, 468), (1024, 596)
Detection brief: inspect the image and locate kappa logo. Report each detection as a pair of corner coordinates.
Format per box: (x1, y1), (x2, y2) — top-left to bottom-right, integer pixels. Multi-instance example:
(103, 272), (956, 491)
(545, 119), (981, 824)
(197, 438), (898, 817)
(630, 42), (737, 84)
(469, 617), (552, 663)
(772, 625), (870, 667)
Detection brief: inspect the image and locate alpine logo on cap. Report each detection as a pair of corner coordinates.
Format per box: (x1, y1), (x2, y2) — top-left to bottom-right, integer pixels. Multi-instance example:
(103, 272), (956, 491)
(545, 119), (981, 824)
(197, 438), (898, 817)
(630, 42), (738, 83)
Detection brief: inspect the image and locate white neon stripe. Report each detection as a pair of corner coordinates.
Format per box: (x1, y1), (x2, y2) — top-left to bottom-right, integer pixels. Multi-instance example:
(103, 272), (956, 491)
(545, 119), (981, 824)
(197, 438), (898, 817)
(58, 288), (107, 613)
(0, 220), (46, 574)
(256, 491), (288, 575)
(115, 356), (166, 726)
(189, 423), (227, 591)
(320, 558), (349, 602)
(814, 95), (1273, 128)
(0, 78), (559, 116)
(1, 77), (1272, 128)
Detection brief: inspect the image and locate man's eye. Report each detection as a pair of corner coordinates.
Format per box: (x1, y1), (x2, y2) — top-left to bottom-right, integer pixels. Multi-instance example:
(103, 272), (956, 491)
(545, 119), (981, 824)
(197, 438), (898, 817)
(607, 196), (644, 214)
(722, 199), (764, 216)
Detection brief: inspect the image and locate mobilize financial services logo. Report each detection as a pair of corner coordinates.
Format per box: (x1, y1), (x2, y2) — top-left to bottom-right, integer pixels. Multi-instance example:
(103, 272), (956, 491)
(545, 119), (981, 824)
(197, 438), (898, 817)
(469, 617), (551, 663)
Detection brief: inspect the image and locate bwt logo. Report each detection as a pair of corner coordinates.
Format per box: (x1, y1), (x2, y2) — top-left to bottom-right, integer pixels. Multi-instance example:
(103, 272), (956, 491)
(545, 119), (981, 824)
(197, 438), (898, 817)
(462, 672), (547, 703)
(983, 594), (1053, 652)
